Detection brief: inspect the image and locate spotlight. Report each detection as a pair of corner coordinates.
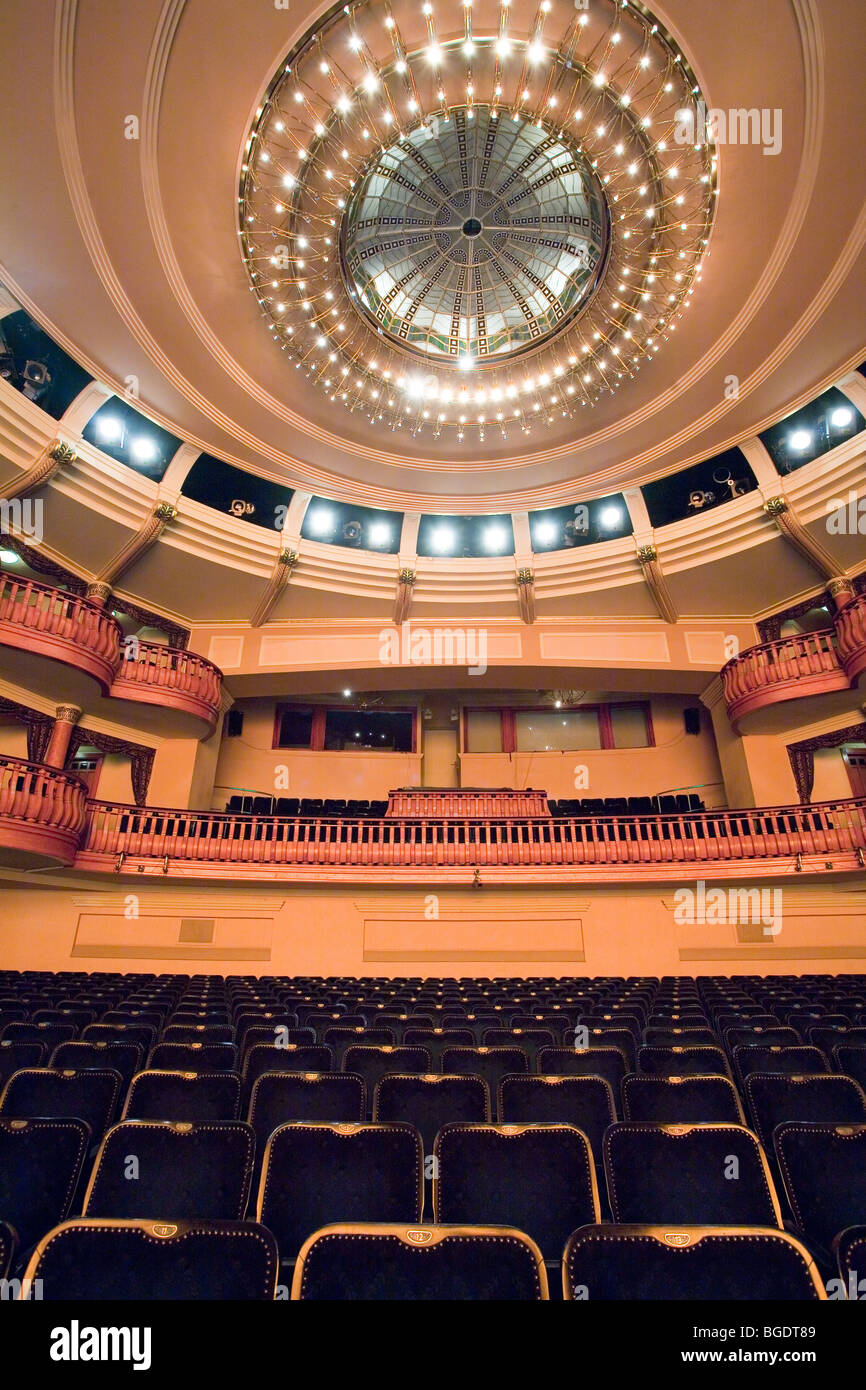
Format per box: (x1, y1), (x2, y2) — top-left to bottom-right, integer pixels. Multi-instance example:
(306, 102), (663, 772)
(482, 523), (507, 552)
(599, 505), (624, 529)
(831, 406), (854, 428)
(307, 507), (335, 535)
(0, 550), (19, 564)
(788, 429), (812, 451)
(96, 416), (123, 444)
(533, 518), (558, 545)
(343, 688), (352, 697)
(130, 436), (158, 462)
(430, 525), (457, 553)
(368, 521), (392, 546)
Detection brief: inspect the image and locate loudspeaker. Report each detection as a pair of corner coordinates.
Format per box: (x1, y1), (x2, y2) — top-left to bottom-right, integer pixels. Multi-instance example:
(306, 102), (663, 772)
(684, 707), (701, 736)
(225, 709), (244, 738)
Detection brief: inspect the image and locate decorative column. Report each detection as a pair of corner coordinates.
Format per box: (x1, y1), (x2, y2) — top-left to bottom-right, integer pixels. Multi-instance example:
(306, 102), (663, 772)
(250, 548), (298, 628)
(42, 705), (83, 770)
(3, 439), (77, 501)
(84, 581), (113, 610)
(827, 576), (856, 611)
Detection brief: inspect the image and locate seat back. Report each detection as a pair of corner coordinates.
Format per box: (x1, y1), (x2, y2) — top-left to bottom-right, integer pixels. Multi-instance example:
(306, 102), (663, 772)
(257, 1122), (423, 1260)
(434, 1122), (599, 1262)
(774, 1121), (866, 1254)
(563, 1225), (825, 1300)
(0, 1068), (123, 1143)
(621, 1075), (744, 1125)
(122, 1070), (241, 1123)
(24, 1218), (278, 1300)
(83, 1120), (255, 1221)
(603, 1122), (781, 1227)
(248, 1073), (366, 1150)
(372, 1074), (489, 1153)
(744, 1073), (866, 1149)
(0, 1116), (90, 1251)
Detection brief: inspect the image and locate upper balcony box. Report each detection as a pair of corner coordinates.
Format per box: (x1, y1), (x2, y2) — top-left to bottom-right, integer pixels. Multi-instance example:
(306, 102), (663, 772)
(0, 572), (222, 735)
(0, 755), (86, 868)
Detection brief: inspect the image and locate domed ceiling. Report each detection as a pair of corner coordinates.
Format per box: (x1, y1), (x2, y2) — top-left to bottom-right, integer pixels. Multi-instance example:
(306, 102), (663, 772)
(0, 0), (864, 511)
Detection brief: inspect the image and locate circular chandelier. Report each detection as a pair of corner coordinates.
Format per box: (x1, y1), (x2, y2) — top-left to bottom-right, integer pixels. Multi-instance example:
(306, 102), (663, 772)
(239, 0), (717, 443)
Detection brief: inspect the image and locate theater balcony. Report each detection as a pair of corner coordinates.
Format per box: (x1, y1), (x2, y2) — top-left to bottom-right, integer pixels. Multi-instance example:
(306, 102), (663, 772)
(0, 571), (120, 704)
(0, 572), (222, 735)
(721, 630), (850, 730)
(0, 754), (86, 868)
(73, 794), (866, 884)
(106, 641), (223, 737)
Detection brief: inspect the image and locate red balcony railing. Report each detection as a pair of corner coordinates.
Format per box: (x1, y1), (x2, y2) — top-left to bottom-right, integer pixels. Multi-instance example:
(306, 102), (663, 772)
(721, 629), (848, 723)
(76, 796), (866, 877)
(834, 592), (866, 684)
(0, 571), (120, 684)
(0, 754), (87, 862)
(110, 640), (222, 722)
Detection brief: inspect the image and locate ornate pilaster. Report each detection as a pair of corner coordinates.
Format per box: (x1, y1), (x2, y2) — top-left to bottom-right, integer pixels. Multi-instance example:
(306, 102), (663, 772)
(516, 567), (536, 625)
(763, 496), (843, 582)
(250, 548), (298, 628)
(2, 439), (77, 502)
(96, 501), (179, 588)
(827, 576), (856, 610)
(394, 568), (415, 624)
(43, 704), (83, 770)
(636, 543), (678, 624)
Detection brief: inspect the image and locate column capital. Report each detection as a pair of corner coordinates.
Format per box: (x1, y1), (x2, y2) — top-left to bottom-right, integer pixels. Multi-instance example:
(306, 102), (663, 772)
(54, 705), (83, 725)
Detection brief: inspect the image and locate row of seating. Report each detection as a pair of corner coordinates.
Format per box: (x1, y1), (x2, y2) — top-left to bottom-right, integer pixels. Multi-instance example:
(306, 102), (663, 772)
(223, 797), (390, 817)
(0, 1111), (860, 1294)
(1, 971), (863, 1299)
(548, 794), (705, 817)
(14, 1217), (841, 1301)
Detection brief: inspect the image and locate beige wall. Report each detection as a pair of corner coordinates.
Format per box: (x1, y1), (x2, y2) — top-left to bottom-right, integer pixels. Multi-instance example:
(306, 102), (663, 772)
(212, 698), (421, 807)
(0, 724), (29, 759)
(94, 753), (133, 803)
(461, 695), (725, 805)
(1, 875), (864, 977)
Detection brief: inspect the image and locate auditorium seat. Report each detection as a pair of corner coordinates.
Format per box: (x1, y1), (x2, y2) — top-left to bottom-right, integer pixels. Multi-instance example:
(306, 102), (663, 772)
(834, 1226), (866, 1299)
(122, 1070), (241, 1123)
(149, 1042), (238, 1073)
(248, 1072), (366, 1151)
(0, 1116), (90, 1255)
(434, 1123), (599, 1265)
(773, 1122), (866, 1256)
(603, 1122), (782, 1227)
(372, 1074), (489, 1154)
(50, 1040), (144, 1090)
(82, 1023), (156, 1051)
(621, 1074), (745, 1125)
(441, 1047), (529, 1098)
(744, 1073), (866, 1150)
(498, 1075), (616, 1161)
(342, 1047), (432, 1116)
(161, 1024), (235, 1044)
(241, 1044), (335, 1108)
(83, 1120), (255, 1221)
(832, 1045), (866, 1091)
(24, 1219), (278, 1300)
(292, 1223), (547, 1300)
(257, 1122), (423, 1262)
(0, 1068), (123, 1144)
(638, 1045), (730, 1078)
(537, 1046), (628, 1094)
(2, 1021), (77, 1051)
(0, 1040), (46, 1089)
(733, 1044), (829, 1085)
(562, 1225), (825, 1300)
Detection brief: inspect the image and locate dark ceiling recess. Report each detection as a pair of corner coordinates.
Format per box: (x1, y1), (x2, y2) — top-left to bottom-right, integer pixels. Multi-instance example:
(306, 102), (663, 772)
(417, 513), (515, 559)
(301, 497), (403, 553)
(759, 387), (864, 475)
(641, 448), (757, 529)
(0, 308), (92, 420)
(82, 397), (181, 482)
(529, 493), (633, 553)
(181, 454), (293, 530)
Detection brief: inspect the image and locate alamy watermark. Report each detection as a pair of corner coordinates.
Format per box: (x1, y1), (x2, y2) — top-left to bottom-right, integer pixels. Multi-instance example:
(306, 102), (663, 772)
(0, 496), (43, 545)
(674, 880), (782, 937)
(674, 101), (782, 156)
(378, 622), (487, 675)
